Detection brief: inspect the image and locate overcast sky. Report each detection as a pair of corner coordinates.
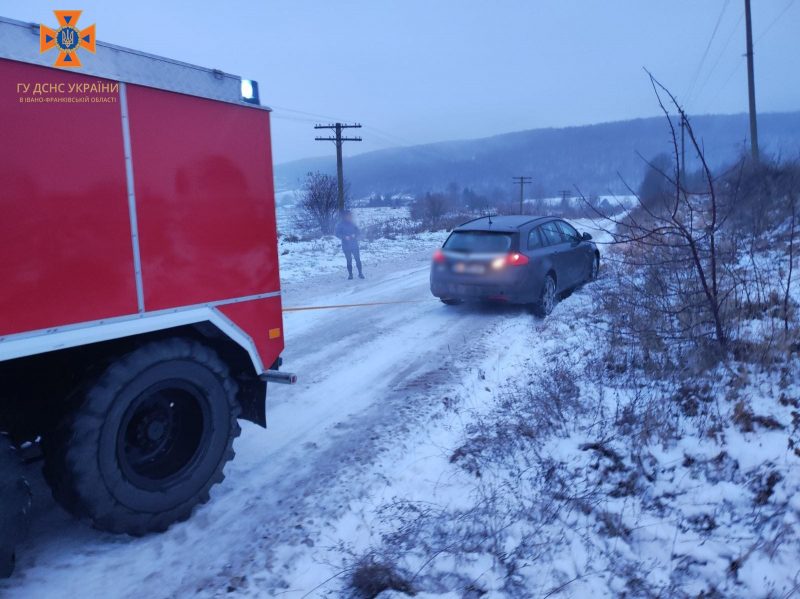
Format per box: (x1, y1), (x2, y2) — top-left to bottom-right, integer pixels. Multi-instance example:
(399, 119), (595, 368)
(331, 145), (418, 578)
(3, 1), (798, 164)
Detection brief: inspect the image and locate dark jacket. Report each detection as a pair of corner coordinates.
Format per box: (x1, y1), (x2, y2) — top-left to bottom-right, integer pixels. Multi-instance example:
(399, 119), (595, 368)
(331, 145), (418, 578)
(334, 220), (360, 250)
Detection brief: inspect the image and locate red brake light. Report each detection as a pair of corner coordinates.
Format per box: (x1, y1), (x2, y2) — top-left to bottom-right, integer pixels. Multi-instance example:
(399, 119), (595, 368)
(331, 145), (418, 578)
(433, 248), (446, 263)
(507, 252), (529, 266)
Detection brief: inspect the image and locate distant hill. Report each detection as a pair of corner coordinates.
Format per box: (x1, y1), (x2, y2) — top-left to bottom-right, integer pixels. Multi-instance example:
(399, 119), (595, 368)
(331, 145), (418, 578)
(274, 112), (800, 199)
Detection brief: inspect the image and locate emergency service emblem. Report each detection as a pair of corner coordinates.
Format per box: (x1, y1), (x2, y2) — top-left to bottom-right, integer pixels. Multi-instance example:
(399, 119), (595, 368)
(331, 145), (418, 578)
(40, 10), (96, 68)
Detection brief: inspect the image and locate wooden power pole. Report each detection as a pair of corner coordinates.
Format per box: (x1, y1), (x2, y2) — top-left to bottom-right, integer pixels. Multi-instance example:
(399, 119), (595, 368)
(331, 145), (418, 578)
(744, 0), (759, 161)
(512, 176), (532, 214)
(315, 123), (362, 212)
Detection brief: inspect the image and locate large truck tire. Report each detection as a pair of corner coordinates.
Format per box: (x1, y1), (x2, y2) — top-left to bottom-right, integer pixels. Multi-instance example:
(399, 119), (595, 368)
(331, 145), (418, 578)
(43, 339), (241, 535)
(0, 437), (32, 578)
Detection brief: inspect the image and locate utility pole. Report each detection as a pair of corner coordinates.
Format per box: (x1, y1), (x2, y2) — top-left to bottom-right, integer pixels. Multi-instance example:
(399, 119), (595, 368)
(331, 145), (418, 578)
(315, 123), (362, 212)
(512, 176), (532, 214)
(744, 0), (759, 161)
(559, 190), (571, 205)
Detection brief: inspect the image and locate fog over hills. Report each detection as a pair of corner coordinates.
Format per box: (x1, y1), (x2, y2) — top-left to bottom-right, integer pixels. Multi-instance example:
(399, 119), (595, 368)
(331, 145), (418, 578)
(274, 111), (800, 199)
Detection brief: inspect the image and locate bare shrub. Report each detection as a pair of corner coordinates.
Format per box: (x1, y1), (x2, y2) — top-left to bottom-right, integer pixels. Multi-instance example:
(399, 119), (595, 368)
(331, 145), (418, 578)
(450, 360), (584, 477)
(349, 555), (415, 598)
(725, 159), (800, 236)
(296, 171), (344, 235)
(361, 217), (422, 241)
(409, 192), (455, 230)
(435, 213), (478, 232)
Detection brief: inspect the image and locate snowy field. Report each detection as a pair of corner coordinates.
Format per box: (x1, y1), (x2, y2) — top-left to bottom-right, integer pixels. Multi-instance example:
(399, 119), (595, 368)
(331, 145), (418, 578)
(2, 213), (797, 598)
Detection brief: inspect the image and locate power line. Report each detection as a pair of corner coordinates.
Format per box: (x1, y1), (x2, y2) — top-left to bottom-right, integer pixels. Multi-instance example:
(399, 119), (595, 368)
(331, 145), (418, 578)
(314, 123), (363, 212)
(690, 9), (744, 108)
(271, 113), (319, 124)
(755, 0), (796, 42)
(683, 0), (730, 107)
(273, 104), (357, 124)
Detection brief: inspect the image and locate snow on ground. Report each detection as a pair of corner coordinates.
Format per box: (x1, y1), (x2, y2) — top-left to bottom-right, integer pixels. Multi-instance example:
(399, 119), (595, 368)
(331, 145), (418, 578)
(272, 287), (608, 597)
(2, 213), (796, 598)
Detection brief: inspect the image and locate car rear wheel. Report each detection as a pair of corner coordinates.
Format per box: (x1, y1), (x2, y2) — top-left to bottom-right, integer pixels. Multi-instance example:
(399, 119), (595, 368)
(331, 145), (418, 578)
(43, 339), (240, 535)
(533, 275), (557, 317)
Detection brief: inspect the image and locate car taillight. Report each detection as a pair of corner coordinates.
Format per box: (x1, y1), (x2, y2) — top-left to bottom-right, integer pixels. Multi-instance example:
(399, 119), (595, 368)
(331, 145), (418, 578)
(492, 252), (529, 269)
(433, 248), (446, 263)
(507, 252), (529, 266)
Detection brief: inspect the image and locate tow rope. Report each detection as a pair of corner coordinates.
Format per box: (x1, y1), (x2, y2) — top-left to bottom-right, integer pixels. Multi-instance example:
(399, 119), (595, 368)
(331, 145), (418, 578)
(283, 299), (433, 313)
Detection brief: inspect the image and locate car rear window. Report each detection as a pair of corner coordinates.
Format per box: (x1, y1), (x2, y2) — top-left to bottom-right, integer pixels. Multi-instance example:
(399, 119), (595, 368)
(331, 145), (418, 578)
(444, 231), (512, 253)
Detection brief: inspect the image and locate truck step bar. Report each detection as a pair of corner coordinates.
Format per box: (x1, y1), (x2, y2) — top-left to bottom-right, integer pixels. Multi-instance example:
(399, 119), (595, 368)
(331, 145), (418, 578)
(261, 370), (298, 385)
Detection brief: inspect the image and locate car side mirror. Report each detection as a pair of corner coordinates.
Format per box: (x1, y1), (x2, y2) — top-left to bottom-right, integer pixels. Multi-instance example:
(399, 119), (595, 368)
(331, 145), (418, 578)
(581, 232), (592, 241)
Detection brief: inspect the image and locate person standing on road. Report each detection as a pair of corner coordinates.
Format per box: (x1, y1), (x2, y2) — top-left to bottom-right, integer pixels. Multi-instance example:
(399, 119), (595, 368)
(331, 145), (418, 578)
(334, 210), (364, 280)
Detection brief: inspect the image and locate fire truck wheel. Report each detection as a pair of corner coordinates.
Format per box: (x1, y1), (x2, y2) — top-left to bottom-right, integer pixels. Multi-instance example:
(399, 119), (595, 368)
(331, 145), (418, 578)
(0, 438), (32, 578)
(43, 339), (240, 535)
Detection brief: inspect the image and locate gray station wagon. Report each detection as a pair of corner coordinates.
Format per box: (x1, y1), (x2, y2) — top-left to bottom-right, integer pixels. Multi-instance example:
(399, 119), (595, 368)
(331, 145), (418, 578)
(430, 215), (600, 315)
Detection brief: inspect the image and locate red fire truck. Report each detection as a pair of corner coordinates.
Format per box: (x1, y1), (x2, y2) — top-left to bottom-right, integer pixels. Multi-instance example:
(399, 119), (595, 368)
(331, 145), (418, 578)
(0, 16), (293, 575)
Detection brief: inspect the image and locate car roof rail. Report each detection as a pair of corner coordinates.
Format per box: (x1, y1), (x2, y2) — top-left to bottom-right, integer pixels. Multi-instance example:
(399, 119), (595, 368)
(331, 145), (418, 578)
(455, 214), (551, 230)
(518, 216), (549, 228)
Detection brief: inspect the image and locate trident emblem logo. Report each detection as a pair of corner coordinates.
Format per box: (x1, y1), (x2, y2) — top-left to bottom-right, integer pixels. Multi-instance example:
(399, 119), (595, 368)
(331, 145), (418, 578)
(40, 10), (96, 68)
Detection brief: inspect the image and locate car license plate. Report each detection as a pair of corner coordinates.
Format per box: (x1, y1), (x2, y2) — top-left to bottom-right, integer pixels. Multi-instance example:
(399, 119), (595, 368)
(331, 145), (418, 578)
(454, 262), (485, 275)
